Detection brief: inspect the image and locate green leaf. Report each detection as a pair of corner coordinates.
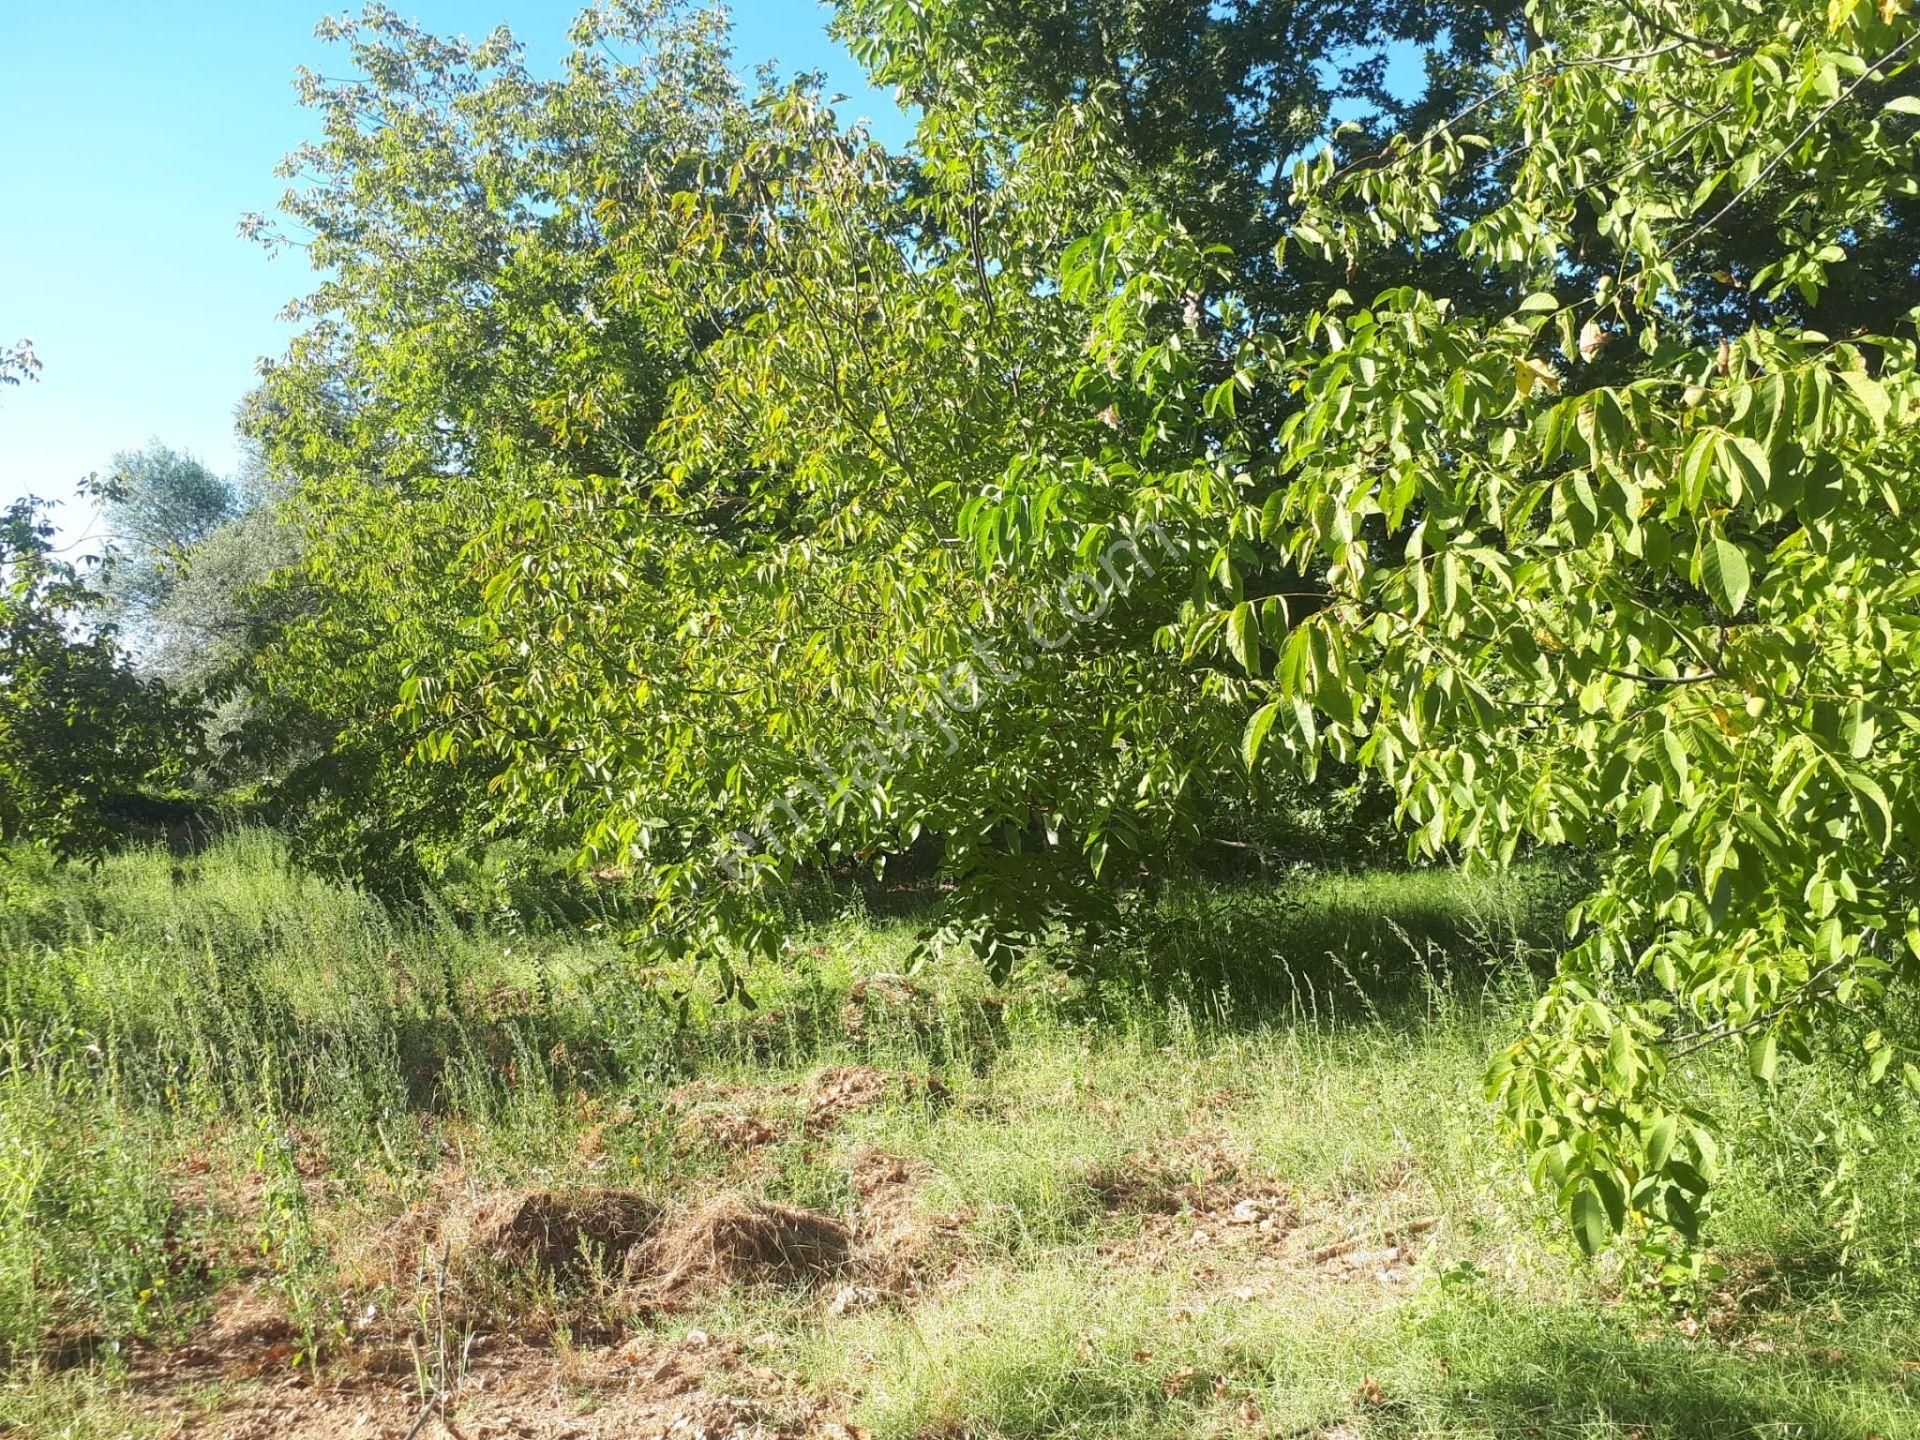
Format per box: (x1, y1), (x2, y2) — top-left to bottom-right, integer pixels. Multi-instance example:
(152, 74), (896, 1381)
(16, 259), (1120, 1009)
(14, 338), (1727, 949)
(1571, 1185), (1613, 1255)
(1666, 1187), (1701, 1240)
(1679, 431), (1718, 510)
(1259, 490), (1286, 540)
(1226, 601), (1260, 676)
(1691, 1127), (1720, 1178)
(1701, 536), (1751, 616)
(1660, 730), (1691, 790)
(1606, 1024), (1638, 1087)
(1721, 436), (1770, 501)
(1883, 95), (1920, 116)
(1203, 376), (1240, 418)
(1748, 1030), (1779, 1084)
(1592, 1170), (1626, 1231)
(1844, 768), (1894, 849)
(1838, 368), (1890, 429)
(1644, 1115), (1678, 1173)
(1242, 701), (1281, 771)
(1667, 1159), (1711, 1197)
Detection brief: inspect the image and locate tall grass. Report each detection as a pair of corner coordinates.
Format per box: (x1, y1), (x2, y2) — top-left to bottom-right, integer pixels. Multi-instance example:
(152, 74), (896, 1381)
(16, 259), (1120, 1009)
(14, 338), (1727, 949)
(0, 832), (1914, 1438)
(0, 833), (656, 1359)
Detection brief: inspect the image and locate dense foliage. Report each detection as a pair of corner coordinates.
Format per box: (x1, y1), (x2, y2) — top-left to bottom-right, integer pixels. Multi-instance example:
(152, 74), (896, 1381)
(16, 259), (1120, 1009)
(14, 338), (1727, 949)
(0, 497), (200, 859)
(1194, 0), (1920, 1271)
(177, 0), (1920, 1260)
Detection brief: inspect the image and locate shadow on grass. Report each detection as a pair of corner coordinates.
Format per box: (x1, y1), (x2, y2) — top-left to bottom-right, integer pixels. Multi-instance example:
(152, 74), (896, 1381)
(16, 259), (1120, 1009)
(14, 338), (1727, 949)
(850, 1280), (1909, 1440)
(2, 839), (1585, 1125)
(1048, 862), (1585, 1035)
(1410, 1292), (1914, 1440)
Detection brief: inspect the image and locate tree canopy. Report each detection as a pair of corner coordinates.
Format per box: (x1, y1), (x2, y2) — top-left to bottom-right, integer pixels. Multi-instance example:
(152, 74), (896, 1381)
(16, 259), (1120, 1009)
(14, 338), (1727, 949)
(222, 0), (1920, 1261)
(0, 496), (200, 859)
(95, 442), (241, 663)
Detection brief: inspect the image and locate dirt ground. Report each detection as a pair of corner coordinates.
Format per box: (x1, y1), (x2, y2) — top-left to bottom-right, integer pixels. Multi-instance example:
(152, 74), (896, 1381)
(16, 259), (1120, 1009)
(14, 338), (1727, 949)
(100, 1064), (1444, 1440)
(143, 1329), (849, 1439)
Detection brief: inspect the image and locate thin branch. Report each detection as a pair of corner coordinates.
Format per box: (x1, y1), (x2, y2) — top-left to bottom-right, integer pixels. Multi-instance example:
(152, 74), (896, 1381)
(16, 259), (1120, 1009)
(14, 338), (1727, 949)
(1665, 959), (1849, 1060)
(1671, 28), (1920, 257)
(1323, 43), (1692, 188)
(1619, 0), (1740, 60)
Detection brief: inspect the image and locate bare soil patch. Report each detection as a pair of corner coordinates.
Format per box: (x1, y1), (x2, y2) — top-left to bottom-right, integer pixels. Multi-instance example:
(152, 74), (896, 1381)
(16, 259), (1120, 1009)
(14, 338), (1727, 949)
(331, 1184), (651, 1346)
(1088, 1148), (1442, 1302)
(185, 1333), (826, 1439)
(118, 1285), (296, 1403)
(121, 1279), (856, 1438)
(1086, 1144), (1296, 1233)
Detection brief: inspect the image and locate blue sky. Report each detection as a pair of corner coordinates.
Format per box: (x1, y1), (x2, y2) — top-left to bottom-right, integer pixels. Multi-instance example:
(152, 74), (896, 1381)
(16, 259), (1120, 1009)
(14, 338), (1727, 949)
(0, 0), (903, 554)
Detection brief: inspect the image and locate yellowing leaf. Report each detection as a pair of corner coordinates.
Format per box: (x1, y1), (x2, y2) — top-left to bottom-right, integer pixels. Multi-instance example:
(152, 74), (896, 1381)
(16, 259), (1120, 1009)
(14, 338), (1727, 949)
(1516, 357), (1559, 399)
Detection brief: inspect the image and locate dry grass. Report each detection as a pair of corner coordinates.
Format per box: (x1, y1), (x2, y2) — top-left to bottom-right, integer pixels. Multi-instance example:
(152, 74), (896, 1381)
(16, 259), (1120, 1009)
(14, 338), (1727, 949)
(464, 1188), (659, 1279)
(629, 1195), (853, 1300)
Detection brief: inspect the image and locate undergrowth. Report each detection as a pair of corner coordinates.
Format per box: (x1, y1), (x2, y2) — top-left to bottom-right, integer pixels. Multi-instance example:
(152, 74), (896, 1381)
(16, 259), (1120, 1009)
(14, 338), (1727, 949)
(0, 832), (1913, 1438)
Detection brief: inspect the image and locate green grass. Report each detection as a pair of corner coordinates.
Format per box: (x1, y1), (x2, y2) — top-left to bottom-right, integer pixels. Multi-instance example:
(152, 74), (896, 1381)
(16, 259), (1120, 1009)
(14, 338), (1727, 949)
(0, 833), (1915, 1438)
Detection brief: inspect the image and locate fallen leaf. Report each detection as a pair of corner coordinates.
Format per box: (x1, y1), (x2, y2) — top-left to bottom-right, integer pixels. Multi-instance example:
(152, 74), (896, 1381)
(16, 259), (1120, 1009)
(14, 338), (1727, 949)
(1160, 1365), (1201, 1398)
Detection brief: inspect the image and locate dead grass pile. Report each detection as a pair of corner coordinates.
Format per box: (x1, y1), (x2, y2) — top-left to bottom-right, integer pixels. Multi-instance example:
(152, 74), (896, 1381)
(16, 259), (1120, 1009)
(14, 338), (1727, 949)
(804, 1065), (947, 1134)
(837, 973), (941, 1041)
(698, 1110), (787, 1153)
(663, 1065), (947, 1146)
(665, 1078), (762, 1108)
(628, 1195), (852, 1299)
(338, 1198), (448, 1304)
(829, 1149), (966, 1312)
(663, 1078), (795, 1162)
(1085, 1160), (1189, 1215)
(466, 1187), (660, 1278)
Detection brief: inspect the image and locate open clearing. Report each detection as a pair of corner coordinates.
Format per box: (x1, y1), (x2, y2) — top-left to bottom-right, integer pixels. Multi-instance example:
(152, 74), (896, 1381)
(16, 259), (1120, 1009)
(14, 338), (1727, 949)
(1, 836), (1914, 1438)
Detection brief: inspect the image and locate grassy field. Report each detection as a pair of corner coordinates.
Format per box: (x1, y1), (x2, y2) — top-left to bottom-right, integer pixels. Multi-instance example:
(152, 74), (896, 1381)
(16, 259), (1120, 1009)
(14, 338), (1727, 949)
(0, 833), (1914, 1438)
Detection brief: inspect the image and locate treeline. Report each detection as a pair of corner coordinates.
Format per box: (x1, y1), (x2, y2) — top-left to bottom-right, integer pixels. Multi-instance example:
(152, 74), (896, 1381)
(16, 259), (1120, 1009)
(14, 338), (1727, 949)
(5, 0), (1920, 1264)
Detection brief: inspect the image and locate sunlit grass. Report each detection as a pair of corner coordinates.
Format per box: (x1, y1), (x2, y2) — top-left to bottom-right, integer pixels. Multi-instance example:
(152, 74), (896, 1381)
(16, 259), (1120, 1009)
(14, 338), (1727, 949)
(0, 832), (1913, 1437)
